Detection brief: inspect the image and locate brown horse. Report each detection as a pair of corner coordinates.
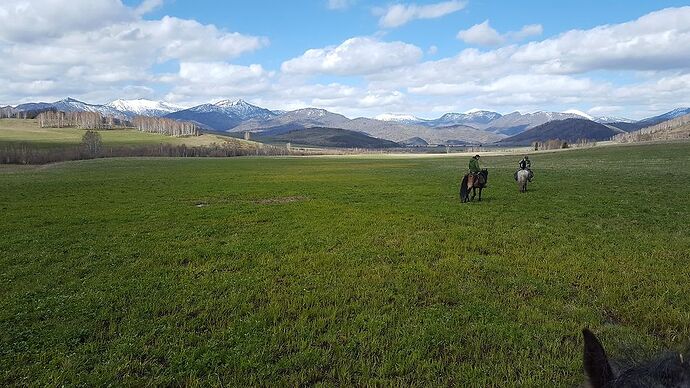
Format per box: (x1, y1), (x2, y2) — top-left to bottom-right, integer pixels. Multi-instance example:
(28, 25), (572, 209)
(460, 169), (488, 203)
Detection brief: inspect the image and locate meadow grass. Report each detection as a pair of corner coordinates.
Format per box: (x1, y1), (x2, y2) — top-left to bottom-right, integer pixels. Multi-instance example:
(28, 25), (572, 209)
(1, 142), (689, 386)
(0, 118), (248, 148)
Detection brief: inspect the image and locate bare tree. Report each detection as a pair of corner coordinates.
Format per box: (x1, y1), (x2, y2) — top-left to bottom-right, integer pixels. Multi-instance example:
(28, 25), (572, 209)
(81, 130), (102, 157)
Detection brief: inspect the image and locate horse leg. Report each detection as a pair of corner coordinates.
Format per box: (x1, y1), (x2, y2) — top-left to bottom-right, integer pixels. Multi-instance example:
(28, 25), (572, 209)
(471, 187), (476, 201)
(478, 187), (482, 201)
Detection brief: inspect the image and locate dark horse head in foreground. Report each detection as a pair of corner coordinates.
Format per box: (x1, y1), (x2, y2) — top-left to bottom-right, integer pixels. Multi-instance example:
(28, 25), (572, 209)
(583, 329), (690, 387)
(460, 169), (488, 203)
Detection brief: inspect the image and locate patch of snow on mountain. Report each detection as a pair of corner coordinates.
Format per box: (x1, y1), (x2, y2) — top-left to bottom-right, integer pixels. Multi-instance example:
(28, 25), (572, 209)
(563, 109), (594, 120)
(374, 113), (421, 122)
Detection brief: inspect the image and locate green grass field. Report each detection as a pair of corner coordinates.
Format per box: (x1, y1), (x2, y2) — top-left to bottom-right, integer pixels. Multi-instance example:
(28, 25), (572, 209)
(1, 142), (689, 386)
(0, 118), (251, 148)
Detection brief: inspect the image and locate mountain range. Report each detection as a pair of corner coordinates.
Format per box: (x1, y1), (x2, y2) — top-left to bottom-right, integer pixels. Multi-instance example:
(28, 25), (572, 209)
(5, 97), (689, 146)
(107, 99), (184, 118)
(499, 118), (625, 145)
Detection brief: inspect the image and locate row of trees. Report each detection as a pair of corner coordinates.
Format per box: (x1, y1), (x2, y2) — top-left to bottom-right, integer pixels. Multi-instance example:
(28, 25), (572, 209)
(532, 139), (570, 150)
(132, 116), (199, 137)
(0, 106), (17, 118)
(1, 140), (303, 165)
(613, 114), (690, 143)
(37, 111), (119, 129)
(36, 111), (199, 137)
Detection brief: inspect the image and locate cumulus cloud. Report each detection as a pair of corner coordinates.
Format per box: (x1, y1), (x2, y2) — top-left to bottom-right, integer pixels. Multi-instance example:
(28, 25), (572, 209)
(457, 20), (504, 46)
(0, 0), (132, 42)
(457, 20), (542, 46)
(162, 62), (274, 105)
(281, 37), (422, 76)
(0, 0), (268, 103)
(376, 1), (467, 28)
(511, 7), (690, 74)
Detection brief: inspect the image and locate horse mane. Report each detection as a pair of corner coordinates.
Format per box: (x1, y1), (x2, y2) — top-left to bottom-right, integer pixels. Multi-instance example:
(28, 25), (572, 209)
(460, 174), (468, 199)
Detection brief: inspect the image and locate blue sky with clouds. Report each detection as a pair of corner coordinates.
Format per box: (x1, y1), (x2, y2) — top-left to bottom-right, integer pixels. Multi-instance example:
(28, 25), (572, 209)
(2, 0), (690, 119)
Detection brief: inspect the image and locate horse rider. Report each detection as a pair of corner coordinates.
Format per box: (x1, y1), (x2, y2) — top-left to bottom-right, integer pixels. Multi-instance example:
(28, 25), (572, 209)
(469, 154), (481, 175)
(517, 155), (533, 181)
(467, 154), (482, 184)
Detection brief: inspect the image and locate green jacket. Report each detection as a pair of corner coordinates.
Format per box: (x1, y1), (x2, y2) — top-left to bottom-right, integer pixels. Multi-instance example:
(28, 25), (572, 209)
(468, 158), (480, 173)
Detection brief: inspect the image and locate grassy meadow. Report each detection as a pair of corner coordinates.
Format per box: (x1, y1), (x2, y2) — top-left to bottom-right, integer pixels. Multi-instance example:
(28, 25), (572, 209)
(0, 118), (250, 148)
(1, 142), (689, 386)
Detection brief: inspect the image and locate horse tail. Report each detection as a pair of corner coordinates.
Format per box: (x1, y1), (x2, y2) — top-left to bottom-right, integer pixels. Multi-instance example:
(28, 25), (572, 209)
(460, 174), (468, 200)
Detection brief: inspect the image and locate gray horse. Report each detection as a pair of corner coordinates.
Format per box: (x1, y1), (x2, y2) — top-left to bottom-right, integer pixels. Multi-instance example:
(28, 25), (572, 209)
(516, 169), (530, 193)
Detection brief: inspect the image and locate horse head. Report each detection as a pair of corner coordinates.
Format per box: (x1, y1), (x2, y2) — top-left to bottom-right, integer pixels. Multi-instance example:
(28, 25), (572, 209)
(583, 329), (690, 387)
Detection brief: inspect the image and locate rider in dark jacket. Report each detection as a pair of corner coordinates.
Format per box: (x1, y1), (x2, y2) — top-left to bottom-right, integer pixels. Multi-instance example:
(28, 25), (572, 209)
(517, 156), (533, 181)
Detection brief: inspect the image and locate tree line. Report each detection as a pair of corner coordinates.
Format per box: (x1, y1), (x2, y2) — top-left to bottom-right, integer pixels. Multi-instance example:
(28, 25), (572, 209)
(1, 140), (305, 165)
(132, 116), (199, 137)
(37, 111), (121, 129)
(34, 111), (200, 137)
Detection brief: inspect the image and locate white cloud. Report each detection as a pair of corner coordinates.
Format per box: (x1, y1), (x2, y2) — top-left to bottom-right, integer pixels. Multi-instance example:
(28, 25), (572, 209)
(457, 20), (542, 46)
(377, 1), (467, 28)
(0, 0), (132, 43)
(457, 20), (504, 46)
(0, 0), (268, 103)
(281, 37), (422, 76)
(161, 62), (274, 105)
(510, 6), (690, 74)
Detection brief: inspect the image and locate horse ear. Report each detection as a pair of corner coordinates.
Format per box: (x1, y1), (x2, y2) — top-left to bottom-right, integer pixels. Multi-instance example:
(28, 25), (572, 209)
(583, 329), (615, 388)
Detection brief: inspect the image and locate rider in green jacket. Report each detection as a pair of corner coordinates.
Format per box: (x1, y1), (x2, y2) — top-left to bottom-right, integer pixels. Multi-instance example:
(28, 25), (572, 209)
(468, 155), (481, 173)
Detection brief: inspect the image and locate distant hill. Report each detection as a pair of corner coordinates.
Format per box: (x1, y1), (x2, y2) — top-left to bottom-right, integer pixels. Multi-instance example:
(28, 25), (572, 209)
(165, 99), (276, 131)
(400, 137), (429, 146)
(613, 113), (690, 143)
(15, 98), (126, 119)
(609, 107), (690, 132)
(232, 108), (504, 144)
(500, 118), (623, 145)
(254, 127), (399, 148)
(485, 111), (585, 134)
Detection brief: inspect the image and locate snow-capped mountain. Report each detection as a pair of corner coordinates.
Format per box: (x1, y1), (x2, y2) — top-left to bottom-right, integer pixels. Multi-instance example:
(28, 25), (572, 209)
(231, 107), (505, 144)
(107, 99), (185, 118)
(562, 109), (635, 124)
(16, 98), (126, 119)
(595, 115), (635, 124)
(641, 107), (690, 124)
(482, 111), (584, 135)
(374, 113), (426, 125)
(428, 111), (503, 128)
(373, 111), (503, 128)
(164, 99), (277, 131)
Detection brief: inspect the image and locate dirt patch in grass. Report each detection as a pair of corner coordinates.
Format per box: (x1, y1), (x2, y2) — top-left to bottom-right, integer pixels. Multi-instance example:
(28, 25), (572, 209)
(252, 196), (309, 205)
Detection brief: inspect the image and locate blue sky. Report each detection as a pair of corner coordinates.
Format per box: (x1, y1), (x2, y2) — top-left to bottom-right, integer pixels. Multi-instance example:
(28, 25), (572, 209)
(3, 0), (690, 119)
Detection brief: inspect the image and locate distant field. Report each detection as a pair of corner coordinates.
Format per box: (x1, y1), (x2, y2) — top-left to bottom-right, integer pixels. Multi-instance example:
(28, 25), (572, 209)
(1, 142), (689, 385)
(0, 118), (252, 148)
